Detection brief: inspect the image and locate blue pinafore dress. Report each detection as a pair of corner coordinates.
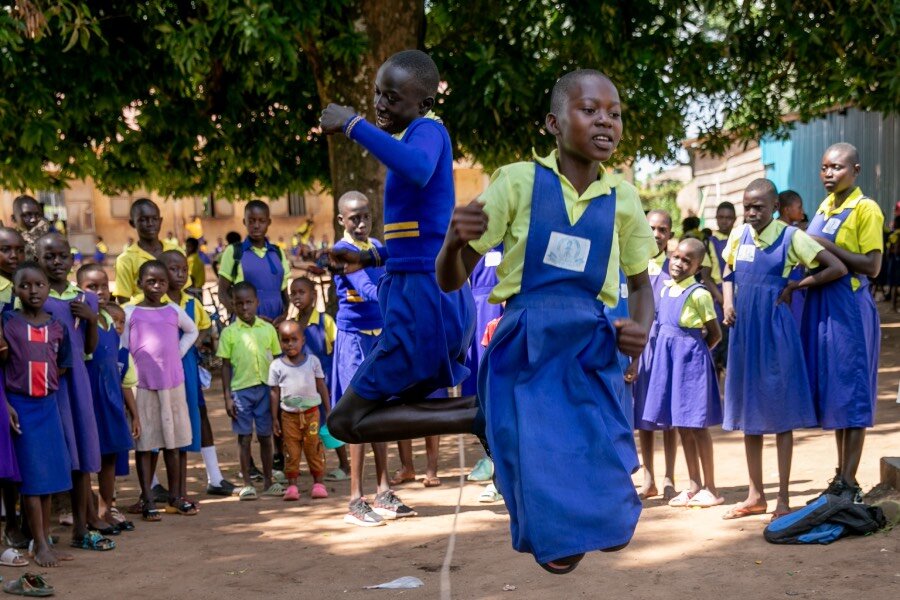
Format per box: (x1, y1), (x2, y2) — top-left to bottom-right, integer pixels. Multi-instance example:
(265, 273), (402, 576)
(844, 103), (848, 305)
(239, 239), (285, 320)
(304, 313), (333, 390)
(115, 347), (132, 476)
(725, 225), (818, 434)
(477, 164), (641, 564)
(801, 208), (880, 429)
(87, 314), (134, 456)
(604, 270), (634, 428)
(462, 247), (504, 396)
(180, 298), (204, 451)
(632, 256), (670, 431)
(45, 291), (102, 473)
(643, 283), (721, 429)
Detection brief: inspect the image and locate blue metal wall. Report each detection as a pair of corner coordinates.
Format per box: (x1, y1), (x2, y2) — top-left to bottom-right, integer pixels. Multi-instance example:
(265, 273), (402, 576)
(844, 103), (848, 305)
(760, 108), (899, 220)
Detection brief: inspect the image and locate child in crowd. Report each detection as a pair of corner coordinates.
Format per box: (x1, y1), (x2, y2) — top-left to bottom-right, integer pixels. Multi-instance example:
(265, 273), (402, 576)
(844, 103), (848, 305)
(93, 236), (108, 265)
(114, 198), (182, 303)
(1, 263), (73, 567)
(642, 239), (723, 508)
(321, 49), (476, 446)
(0, 228), (26, 548)
(11, 195), (52, 262)
(473, 312), (503, 502)
(436, 70), (656, 573)
(35, 233), (113, 550)
(704, 202), (735, 372)
(268, 320), (330, 501)
(185, 237), (205, 293)
(217, 201), (291, 322)
(802, 143), (884, 501)
(217, 282), (282, 500)
(327, 191), (414, 526)
(629, 209), (679, 501)
(122, 260), (199, 519)
(288, 276), (343, 473)
(77, 265), (138, 532)
(722, 179), (845, 520)
(778, 190), (809, 324)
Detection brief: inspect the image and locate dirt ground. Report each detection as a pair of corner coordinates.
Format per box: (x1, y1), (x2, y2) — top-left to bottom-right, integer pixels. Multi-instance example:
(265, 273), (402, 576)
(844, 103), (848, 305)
(3, 305), (897, 600)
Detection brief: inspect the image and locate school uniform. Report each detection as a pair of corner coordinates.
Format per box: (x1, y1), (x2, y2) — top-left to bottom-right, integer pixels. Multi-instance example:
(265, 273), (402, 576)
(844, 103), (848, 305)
(331, 234), (385, 406)
(86, 312), (134, 457)
(604, 270), (634, 428)
(216, 317), (280, 436)
(801, 188), (884, 429)
(470, 150), (656, 564)
(44, 284), (102, 474)
(343, 113), (475, 400)
(0, 275), (14, 314)
(643, 279), (721, 429)
(0, 372), (21, 482)
(114, 348), (137, 476)
(113, 239), (183, 301)
(723, 221), (822, 434)
(2, 312), (72, 495)
(461, 247), (504, 396)
(299, 308), (336, 391)
(632, 252), (670, 431)
(218, 240), (291, 320)
(170, 294), (210, 451)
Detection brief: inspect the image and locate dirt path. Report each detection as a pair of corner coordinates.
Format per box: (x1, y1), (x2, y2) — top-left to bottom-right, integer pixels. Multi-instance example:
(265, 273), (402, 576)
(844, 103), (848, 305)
(3, 306), (897, 599)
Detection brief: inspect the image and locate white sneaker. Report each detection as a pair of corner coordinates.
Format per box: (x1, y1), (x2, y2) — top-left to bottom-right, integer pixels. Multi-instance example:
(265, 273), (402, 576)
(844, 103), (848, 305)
(478, 483), (502, 503)
(344, 498), (386, 527)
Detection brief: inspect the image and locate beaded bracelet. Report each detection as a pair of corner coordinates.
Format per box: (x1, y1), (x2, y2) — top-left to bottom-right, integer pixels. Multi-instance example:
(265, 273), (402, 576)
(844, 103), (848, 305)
(344, 115), (363, 138)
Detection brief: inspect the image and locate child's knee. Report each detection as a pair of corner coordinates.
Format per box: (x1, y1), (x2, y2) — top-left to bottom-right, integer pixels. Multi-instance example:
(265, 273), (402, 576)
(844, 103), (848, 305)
(237, 434), (253, 448)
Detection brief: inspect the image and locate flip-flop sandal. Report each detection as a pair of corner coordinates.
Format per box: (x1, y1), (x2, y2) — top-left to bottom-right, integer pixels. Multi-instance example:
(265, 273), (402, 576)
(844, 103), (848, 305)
(667, 490), (695, 507)
(91, 525), (120, 536)
(165, 498), (198, 516)
(539, 553), (585, 575)
(0, 549), (29, 567)
(389, 471), (416, 486)
(324, 469), (350, 482)
(2, 533), (29, 551)
(141, 501), (162, 522)
(2, 573), (54, 597)
(721, 505), (768, 520)
(114, 520), (136, 532)
(686, 489), (725, 508)
(422, 477), (442, 488)
(71, 531), (116, 551)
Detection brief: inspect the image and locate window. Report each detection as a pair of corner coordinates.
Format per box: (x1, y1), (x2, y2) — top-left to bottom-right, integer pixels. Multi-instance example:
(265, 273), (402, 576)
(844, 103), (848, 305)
(109, 194), (132, 218)
(37, 190), (65, 220)
(287, 191), (306, 216)
(198, 194), (216, 218)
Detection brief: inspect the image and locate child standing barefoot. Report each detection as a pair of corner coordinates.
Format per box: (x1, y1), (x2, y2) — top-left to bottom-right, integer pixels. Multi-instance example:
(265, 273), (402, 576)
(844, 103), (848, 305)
(1, 264), (73, 567)
(122, 261), (199, 520)
(642, 239), (724, 509)
(722, 179), (845, 520)
(268, 321), (330, 501)
(437, 70), (656, 573)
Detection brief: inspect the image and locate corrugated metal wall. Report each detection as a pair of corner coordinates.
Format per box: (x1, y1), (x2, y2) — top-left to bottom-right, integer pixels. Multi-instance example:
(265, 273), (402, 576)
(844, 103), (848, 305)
(761, 108), (899, 219)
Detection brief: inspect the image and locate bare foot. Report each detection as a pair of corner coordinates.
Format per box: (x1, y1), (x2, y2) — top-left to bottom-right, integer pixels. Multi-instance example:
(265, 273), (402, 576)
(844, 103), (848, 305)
(52, 546), (74, 561)
(770, 499), (791, 521)
(637, 484), (658, 500)
(34, 546), (60, 568)
(389, 469), (416, 486)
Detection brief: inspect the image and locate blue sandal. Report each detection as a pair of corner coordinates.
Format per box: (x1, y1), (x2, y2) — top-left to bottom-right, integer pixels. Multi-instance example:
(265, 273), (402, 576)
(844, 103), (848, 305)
(70, 531), (116, 551)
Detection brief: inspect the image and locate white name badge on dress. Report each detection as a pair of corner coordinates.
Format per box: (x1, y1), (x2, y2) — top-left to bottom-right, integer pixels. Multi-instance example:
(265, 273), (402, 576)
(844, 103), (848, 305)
(484, 250), (502, 268)
(543, 231), (591, 272)
(736, 244), (756, 262)
(620, 282), (629, 299)
(822, 217), (842, 235)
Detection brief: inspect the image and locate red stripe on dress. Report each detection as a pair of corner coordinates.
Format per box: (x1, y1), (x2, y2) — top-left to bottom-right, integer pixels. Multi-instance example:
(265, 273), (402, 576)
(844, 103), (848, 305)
(27, 324), (48, 343)
(28, 361), (48, 397)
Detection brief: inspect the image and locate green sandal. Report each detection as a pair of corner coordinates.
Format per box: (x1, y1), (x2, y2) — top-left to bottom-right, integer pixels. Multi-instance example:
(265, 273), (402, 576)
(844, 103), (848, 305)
(238, 485), (258, 501)
(262, 483), (285, 497)
(2, 572), (54, 597)
(70, 531), (116, 552)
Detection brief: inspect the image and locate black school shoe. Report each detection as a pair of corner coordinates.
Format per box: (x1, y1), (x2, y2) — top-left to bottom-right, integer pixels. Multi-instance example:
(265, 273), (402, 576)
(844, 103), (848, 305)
(206, 478), (237, 497)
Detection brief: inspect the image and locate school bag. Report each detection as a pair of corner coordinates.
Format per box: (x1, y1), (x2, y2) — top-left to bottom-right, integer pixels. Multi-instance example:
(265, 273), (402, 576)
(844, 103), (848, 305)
(230, 241), (284, 280)
(763, 494), (886, 545)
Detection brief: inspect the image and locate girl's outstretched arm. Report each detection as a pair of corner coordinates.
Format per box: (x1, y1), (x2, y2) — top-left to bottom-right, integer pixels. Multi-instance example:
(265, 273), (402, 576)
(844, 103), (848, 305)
(436, 201), (489, 292)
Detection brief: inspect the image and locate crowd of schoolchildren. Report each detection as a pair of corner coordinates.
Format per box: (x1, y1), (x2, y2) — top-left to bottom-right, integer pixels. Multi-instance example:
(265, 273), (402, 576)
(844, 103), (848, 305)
(0, 48), (891, 589)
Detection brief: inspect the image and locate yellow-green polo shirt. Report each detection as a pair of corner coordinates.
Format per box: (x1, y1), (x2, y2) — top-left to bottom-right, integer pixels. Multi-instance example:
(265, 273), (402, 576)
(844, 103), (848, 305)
(114, 240), (184, 300)
(470, 149), (656, 308)
(814, 187), (884, 290)
(0, 275), (12, 308)
(723, 220), (823, 277)
(648, 251), (668, 277)
(661, 277), (718, 329)
(217, 243), (291, 290)
(705, 230), (729, 284)
(217, 317), (281, 391)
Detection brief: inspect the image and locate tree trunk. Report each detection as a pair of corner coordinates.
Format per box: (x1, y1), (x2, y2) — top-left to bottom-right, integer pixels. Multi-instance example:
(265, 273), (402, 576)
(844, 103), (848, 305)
(314, 0), (424, 241)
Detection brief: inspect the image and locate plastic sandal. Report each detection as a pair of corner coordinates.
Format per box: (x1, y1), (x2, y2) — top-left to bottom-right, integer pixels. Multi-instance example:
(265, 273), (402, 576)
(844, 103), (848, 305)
(262, 483), (285, 497)
(282, 485), (300, 501)
(667, 489), (695, 507)
(141, 500), (162, 522)
(2, 572), (55, 597)
(238, 485), (258, 501)
(324, 468), (350, 482)
(165, 498), (198, 516)
(70, 531), (116, 551)
(310, 483), (328, 499)
(686, 489), (725, 508)
(539, 553), (585, 575)
(0, 548), (29, 567)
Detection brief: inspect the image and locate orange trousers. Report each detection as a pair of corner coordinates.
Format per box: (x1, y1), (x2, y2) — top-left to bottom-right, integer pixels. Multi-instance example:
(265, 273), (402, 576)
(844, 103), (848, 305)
(281, 407), (325, 480)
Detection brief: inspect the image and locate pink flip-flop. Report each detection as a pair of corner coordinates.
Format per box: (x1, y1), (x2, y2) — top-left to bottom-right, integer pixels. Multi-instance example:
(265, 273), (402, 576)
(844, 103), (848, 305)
(310, 483), (328, 499)
(283, 485), (300, 501)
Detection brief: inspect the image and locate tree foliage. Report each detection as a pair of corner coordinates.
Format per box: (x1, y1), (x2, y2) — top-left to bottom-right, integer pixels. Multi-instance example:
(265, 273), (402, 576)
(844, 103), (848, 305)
(0, 0), (896, 200)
